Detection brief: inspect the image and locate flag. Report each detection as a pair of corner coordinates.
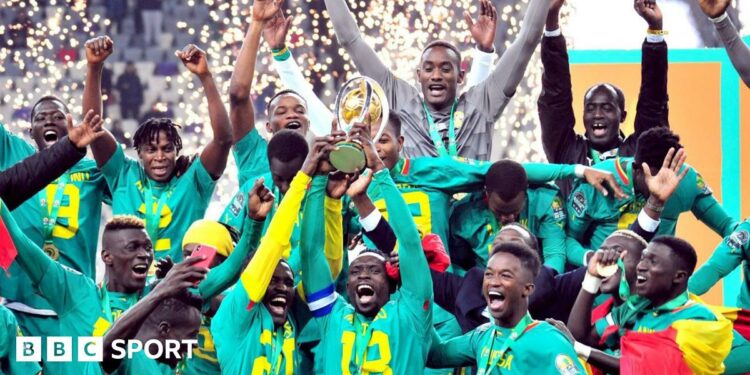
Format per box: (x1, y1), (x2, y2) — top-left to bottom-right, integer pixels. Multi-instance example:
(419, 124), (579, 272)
(0, 208), (17, 273)
(620, 318), (732, 375)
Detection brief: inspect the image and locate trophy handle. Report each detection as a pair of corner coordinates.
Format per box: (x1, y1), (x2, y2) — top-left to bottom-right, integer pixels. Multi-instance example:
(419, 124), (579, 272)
(368, 78), (390, 144)
(354, 82), (373, 124)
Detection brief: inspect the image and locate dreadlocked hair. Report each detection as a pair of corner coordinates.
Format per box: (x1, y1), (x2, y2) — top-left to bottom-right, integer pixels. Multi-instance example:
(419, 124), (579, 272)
(133, 118), (183, 153)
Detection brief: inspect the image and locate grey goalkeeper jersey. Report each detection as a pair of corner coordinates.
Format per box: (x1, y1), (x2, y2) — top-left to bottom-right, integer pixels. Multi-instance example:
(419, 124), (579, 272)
(324, 0), (551, 160)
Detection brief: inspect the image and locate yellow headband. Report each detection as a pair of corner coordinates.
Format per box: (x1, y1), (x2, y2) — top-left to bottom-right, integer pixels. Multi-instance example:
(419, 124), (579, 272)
(182, 219), (234, 257)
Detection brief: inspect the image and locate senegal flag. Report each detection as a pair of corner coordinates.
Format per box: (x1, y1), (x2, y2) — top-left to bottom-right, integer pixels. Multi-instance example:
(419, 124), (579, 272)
(620, 310), (732, 375)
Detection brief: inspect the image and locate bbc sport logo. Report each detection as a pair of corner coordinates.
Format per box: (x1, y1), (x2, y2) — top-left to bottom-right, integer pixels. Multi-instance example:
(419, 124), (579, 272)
(17, 337), (197, 362)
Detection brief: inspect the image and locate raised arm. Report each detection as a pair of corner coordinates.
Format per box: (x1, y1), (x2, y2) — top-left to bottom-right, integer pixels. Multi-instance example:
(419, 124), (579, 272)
(689, 168), (738, 237)
(323, 0), (418, 106)
(265, 13), (334, 136)
(467, 0), (551, 119)
(197, 180), (270, 300)
(537, 0), (579, 164)
(102, 257), (207, 373)
(463, 0), (497, 88)
(0, 111), (103, 210)
(83, 36), (119, 167)
(632, 0), (670, 136)
(699, 0), (750, 87)
(689, 221), (749, 296)
(176, 44), (232, 179)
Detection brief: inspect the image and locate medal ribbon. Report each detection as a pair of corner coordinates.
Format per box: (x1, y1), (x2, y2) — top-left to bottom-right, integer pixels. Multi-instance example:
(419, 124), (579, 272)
(40, 173), (70, 243)
(144, 180), (172, 245)
(478, 313), (534, 374)
(423, 99), (459, 157)
(269, 324), (287, 375)
(352, 314), (376, 371)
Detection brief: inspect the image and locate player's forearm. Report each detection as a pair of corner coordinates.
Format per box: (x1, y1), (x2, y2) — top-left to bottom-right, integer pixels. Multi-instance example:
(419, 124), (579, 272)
(464, 47), (494, 88)
(199, 72), (233, 179)
(523, 162), (576, 183)
(372, 169), (431, 298)
(273, 48), (334, 135)
(493, 0), (551, 97)
(102, 291), (164, 373)
(565, 236), (589, 267)
(198, 218), (264, 300)
(688, 239), (742, 295)
(586, 348), (620, 374)
(714, 15), (750, 87)
(323, 195), (344, 279)
(693, 196), (738, 237)
(542, 236), (567, 274)
(229, 21), (263, 142)
(426, 329), (475, 368)
(84, 63), (117, 167)
(567, 282), (599, 346)
(633, 36), (668, 135)
(688, 264), (727, 296)
(0, 203), (51, 286)
(240, 172), (310, 302)
(301, 177), (337, 315)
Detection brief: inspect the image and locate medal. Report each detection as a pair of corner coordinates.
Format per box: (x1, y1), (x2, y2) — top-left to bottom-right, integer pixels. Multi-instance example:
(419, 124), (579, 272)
(43, 242), (60, 260)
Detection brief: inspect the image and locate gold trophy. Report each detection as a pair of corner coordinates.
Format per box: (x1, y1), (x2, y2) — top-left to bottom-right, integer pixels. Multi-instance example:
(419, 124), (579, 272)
(330, 76), (390, 173)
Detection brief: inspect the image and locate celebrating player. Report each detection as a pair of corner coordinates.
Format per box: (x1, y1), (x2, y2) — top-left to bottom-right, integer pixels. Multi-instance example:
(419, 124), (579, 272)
(324, 0), (550, 160)
(427, 241), (587, 374)
(538, 0), (669, 196)
(566, 129), (736, 263)
(83, 36), (232, 263)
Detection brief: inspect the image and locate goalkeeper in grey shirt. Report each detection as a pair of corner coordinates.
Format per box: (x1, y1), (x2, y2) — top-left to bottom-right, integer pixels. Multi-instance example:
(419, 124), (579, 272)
(698, 0), (750, 87)
(324, 0), (552, 161)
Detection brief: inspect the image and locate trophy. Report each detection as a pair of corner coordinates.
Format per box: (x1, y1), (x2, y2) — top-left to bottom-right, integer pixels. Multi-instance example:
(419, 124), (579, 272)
(329, 76), (390, 173)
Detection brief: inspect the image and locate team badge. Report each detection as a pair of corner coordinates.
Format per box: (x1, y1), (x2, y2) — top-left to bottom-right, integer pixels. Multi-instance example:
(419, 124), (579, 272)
(552, 197), (566, 222)
(696, 173), (712, 195)
(726, 229), (749, 251)
(571, 192), (587, 217)
(454, 111), (465, 129)
(229, 193), (245, 216)
(555, 354), (580, 375)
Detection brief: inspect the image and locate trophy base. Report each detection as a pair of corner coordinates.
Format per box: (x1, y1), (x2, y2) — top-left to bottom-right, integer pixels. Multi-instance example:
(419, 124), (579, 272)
(330, 142), (367, 174)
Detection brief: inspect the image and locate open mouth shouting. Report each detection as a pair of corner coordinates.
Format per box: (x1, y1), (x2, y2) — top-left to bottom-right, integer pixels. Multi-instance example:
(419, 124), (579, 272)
(131, 263), (149, 282)
(267, 294), (289, 317)
(42, 126), (61, 146)
(284, 120), (302, 131)
(427, 84), (447, 98)
(487, 289), (506, 312)
(356, 283), (376, 305)
(590, 122), (610, 138)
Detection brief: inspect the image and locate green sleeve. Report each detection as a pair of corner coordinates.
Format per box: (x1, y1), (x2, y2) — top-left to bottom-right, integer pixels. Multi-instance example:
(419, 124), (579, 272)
(198, 218), (264, 300)
(300, 176), (338, 320)
(536, 194), (567, 273)
(691, 190), (738, 238)
(371, 169), (431, 301)
(426, 327), (478, 368)
(211, 279), (256, 345)
(100, 145), (129, 191)
(0, 307), (41, 375)
(689, 221), (750, 295)
(523, 163), (577, 184)
(408, 157), (488, 194)
(1, 201), (92, 316)
(233, 128), (269, 187)
(565, 237), (590, 267)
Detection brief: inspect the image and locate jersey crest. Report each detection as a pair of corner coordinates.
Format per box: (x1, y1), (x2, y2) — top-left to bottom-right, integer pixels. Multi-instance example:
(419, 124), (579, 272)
(555, 354), (581, 375)
(571, 191), (586, 217)
(726, 229), (749, 251)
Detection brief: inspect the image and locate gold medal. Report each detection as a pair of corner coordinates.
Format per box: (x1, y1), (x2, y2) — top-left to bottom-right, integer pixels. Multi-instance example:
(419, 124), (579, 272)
(43, 243), (60, 260)
(596, 263), (618, 278)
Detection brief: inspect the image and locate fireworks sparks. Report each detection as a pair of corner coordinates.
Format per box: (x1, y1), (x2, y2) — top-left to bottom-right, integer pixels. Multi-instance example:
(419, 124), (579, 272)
(0, 0), (565, 204)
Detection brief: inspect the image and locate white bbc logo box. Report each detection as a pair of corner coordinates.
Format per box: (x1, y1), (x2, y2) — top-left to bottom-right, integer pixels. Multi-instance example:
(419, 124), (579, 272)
(17, 336), (103, 362)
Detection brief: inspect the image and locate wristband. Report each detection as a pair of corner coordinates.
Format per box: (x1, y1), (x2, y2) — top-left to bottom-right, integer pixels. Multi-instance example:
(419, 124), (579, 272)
(272, 45), (291, 61)
(647, 28), (667, 35)
(637, 209), (660, 232)
(645, 197), (664, 213)
(574, 341), (592, 360)
(646, 34), (665, 43)
(544, 28), (562, 37)
(710, 12), (728, 23)
(582, 272), (602, 294)
(574, 165), (587, 179)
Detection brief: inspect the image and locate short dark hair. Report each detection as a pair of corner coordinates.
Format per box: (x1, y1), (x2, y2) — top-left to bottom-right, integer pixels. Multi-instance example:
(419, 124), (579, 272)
(635, 128), (682, 172)
(104, 215), (146, 231)
(651, 236), (698, 276)
(145, 292), (202, 327)
(266, 129), (309, 162)
(422, 40), (462, 66)
(267, 89), (307, 117)
(30, 95), (70, 121)
(585, 83), (626, 113)
(133, 118), (183, 153)
(490, 241), (541, 279)
(485, 160), (528, 200)
(385, 112), (402, 138)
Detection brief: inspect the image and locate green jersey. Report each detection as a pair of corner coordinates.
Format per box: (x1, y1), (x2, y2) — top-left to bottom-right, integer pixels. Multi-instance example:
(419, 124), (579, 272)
(111, 352), (174, 375)
(184, 217), (265, 375)
(101, 146), (217, 262)
(0, 306), (41, 375)
(450, 184), (567, 272)
(302, 170), (434, 374)
(233, 128), (270, 187)
(429, 319), (585, 375)
(0, 125), (110, 320)
(567, 157), (736, 265)
(690, 218), (750, 309)
(1, 201), (142, 375)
